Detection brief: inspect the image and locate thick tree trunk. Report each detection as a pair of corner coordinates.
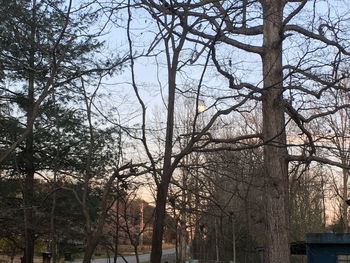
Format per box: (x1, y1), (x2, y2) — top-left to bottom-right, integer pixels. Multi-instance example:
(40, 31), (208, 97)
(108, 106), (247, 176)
(150, 178), (171, 263)
(83, 237), (97, 263)
(150, 71), (176, 262)
(150, 35), (179, 262)
(261, 1), (290, 263)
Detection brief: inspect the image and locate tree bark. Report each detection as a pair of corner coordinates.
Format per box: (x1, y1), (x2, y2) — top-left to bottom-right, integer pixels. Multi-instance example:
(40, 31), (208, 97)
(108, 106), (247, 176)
(150, 62), (177, 263)
(83, 240), (96, 263)
(23, 2), (37, 262)
(342, 166), (348, 232)
(261, 1), (290, 263)
(149, 18), (185, 261)
(150, 172), (173, 263)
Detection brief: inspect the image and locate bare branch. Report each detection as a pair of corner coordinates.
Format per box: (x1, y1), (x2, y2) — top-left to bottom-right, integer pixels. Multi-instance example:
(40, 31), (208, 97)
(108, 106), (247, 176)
(284, 24), (350, 55)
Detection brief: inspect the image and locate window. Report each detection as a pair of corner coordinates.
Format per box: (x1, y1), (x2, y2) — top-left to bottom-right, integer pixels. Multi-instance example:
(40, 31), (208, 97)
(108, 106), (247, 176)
(338, 255), (350, 263)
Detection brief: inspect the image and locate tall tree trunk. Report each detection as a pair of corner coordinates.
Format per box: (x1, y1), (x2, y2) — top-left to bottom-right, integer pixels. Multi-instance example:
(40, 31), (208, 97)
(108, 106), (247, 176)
(261, 1), (289, 263)
(23, 1), (37, 262)
(342, 167), (348, 232)
(150, 23), (183, 260)
(150, 66), (176, 263)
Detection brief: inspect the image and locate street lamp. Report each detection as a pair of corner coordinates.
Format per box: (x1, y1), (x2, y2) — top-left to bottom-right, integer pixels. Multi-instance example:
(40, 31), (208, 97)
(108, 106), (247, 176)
(198, 104), (205, 113)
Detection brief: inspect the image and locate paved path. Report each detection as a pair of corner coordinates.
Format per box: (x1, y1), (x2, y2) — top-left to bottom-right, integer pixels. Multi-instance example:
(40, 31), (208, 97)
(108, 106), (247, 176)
(74, 248), (176, 263)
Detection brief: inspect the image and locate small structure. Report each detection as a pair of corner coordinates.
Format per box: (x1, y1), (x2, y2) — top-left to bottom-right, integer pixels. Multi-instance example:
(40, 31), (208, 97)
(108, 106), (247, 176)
(260, 233), (350, 263)
(306, 233), (350, 263)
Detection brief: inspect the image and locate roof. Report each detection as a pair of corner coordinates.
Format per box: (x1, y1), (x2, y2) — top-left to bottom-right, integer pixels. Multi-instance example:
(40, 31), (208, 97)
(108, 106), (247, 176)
(306, 233), (350, 244)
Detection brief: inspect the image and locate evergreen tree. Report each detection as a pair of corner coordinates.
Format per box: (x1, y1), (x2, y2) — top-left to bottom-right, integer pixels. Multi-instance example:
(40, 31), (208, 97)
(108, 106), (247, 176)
(0, 1), (120, 262)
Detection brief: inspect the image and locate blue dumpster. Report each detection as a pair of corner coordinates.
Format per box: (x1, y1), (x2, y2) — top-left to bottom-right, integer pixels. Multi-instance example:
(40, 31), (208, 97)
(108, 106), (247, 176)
(306, 233), (350, 263)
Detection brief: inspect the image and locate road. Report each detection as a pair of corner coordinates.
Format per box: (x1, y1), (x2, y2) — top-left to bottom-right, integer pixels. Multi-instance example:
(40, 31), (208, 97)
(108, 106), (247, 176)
(74, 248), (176, 263)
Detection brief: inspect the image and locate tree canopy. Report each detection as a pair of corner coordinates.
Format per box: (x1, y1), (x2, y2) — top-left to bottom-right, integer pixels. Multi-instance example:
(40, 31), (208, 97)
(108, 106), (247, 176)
(2, 1), (350, 263)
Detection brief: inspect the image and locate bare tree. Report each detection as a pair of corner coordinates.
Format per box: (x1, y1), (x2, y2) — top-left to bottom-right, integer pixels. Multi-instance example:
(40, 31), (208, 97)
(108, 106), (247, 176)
(124, 3), (262, 262)
(131, 1), (350, 262)
(0, 1), (129, 261)
(289, 163), (328, 241)
(311, 88), (350, 232)
(72, 79), (148, 263)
